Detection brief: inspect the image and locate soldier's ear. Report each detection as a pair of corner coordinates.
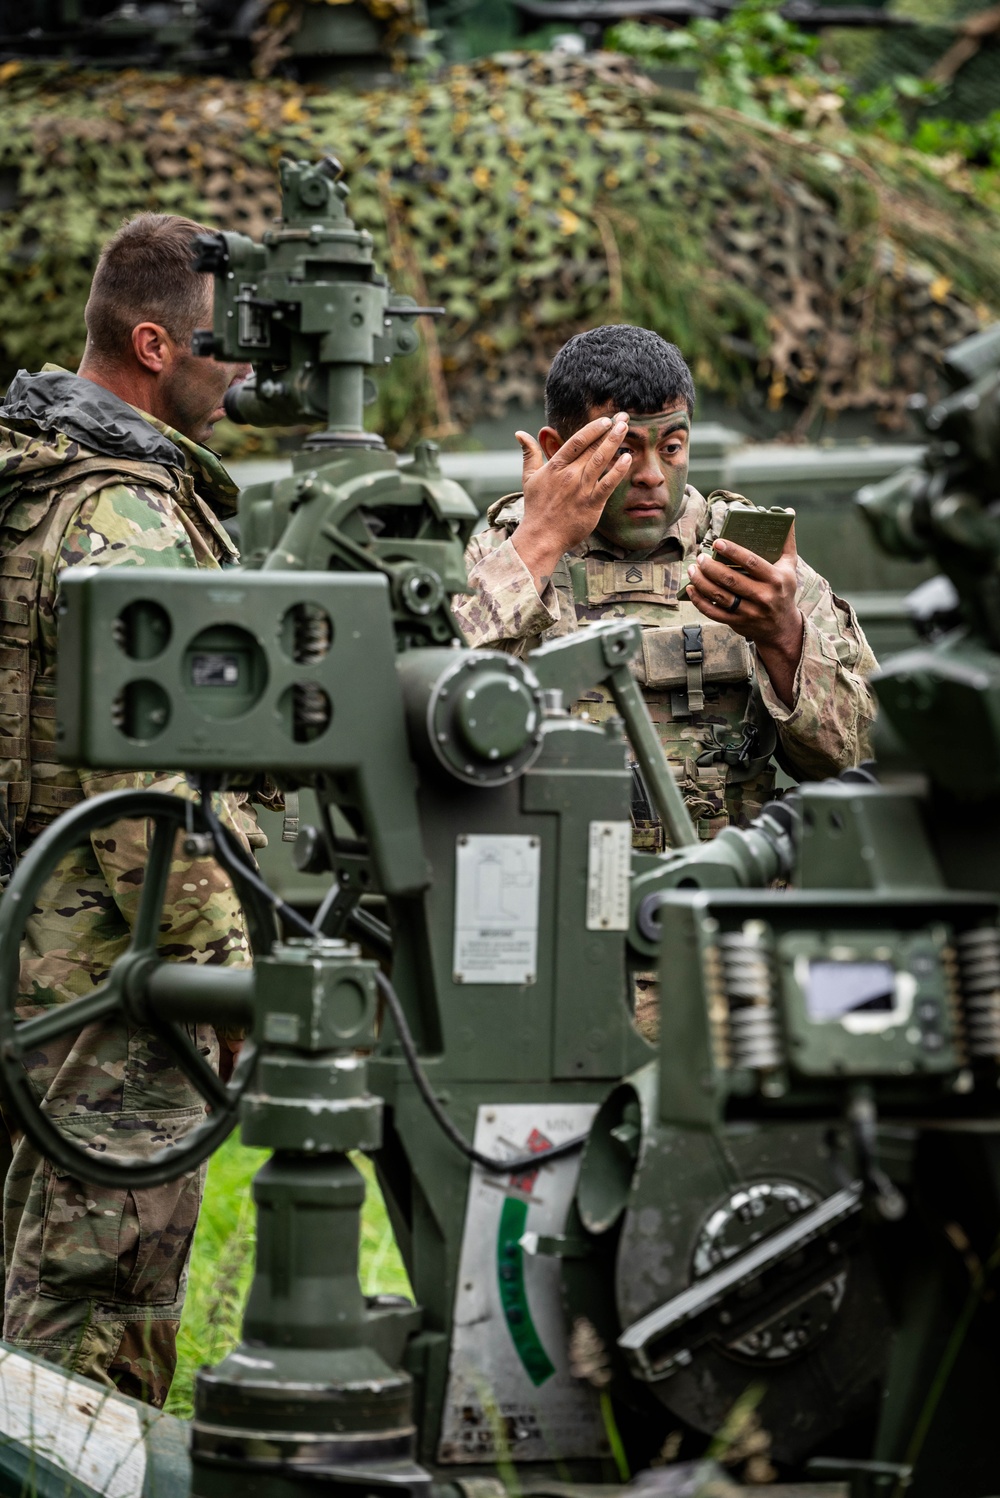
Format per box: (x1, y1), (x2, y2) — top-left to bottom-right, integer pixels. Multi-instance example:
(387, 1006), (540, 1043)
(131, 322), (172, 375)
(538, 426), (563, 461)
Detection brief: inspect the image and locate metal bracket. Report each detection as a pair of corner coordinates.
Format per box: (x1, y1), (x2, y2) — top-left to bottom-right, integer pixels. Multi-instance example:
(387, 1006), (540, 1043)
(617, 1181), (864, 1381)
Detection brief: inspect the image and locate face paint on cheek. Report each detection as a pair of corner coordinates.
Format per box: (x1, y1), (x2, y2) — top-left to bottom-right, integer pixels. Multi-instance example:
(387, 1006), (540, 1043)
(596, 470), (662, 551)
(656, 450), (689, 527)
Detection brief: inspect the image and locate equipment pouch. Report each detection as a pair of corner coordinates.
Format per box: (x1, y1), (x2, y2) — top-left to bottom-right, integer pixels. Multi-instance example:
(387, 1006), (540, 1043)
(638, 622), (752, 691)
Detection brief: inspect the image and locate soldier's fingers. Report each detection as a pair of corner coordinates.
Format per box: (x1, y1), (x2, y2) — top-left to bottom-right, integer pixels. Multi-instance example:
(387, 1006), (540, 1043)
(692, 554), (765, 605)
(515, 431), (545, 481)
(687, 571), (759, 620)
(712, 538), (779, 582)
(593, 450), (632, 501)
(583, 420), (632, 483)
(780, 522), (798, 560)
(551, 413), (625, 470)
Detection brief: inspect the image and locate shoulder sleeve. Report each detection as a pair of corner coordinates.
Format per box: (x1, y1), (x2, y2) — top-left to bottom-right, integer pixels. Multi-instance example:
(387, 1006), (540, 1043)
(56, 479), (199, 572)
(755, 559), (879, 780)
(452, 529), (560, 648)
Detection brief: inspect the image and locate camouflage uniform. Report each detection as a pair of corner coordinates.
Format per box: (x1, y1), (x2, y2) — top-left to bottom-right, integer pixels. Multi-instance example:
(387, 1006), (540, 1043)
(0, 368), (262, 1405)
(454, 487), (878, 1040)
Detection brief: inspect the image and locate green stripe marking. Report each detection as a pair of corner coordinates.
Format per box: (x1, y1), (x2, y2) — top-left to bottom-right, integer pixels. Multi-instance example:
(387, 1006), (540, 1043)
(497, 1195), (556, 1387)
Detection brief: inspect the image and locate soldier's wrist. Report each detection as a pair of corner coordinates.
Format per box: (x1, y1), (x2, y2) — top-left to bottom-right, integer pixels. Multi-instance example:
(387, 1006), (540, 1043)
(511, 523), (568, 595)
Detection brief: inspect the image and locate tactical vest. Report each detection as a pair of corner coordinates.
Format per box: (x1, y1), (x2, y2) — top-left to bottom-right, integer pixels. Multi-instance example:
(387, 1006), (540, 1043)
(0, 455), (184, 874)
(550, 547), (778, 849)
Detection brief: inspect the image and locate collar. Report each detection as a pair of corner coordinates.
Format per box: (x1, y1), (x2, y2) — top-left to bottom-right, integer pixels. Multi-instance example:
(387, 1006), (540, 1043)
(133, 409), (240, 518)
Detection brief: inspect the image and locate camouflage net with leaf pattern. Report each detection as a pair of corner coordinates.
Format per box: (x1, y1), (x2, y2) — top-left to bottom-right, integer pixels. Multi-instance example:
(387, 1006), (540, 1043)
(1, 48), (998, 451)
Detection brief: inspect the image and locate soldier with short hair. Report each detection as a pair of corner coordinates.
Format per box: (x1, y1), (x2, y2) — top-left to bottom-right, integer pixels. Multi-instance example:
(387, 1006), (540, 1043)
(453, 326), (877, 1029)
(0, 213), (258, 1404)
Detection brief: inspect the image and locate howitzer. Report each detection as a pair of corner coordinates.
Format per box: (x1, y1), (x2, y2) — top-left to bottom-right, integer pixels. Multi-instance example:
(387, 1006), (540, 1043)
(3, 155), (1000, 1498)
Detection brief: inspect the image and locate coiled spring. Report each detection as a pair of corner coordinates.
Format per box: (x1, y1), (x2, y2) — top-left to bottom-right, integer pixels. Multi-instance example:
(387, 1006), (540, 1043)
(291, 683), (331, 743)
(292, 603), (332, 665)
(719, 925), (782, 1071)
(955, 927), (1000, 1059)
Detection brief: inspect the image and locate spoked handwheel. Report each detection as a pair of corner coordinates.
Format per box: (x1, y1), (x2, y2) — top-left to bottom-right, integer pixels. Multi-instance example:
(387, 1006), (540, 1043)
(0, 789), (276, 1188)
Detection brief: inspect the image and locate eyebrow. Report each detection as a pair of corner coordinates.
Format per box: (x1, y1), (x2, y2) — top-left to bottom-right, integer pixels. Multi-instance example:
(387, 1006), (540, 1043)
(626, 413), (691, 437)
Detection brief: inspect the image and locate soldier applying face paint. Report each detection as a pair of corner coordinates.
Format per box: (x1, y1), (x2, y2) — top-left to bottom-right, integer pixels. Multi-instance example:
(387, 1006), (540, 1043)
(452, 325), (878, 1035)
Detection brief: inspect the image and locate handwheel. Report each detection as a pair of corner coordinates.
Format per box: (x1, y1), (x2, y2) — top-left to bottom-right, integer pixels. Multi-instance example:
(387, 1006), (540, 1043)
(0, 789), (276, 1188)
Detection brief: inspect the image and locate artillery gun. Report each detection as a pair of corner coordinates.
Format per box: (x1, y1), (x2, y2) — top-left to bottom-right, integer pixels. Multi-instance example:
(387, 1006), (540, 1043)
(3, 154), (1000, 1498)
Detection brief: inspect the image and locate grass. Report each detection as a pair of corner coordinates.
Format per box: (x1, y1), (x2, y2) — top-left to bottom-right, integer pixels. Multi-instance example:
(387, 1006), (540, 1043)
(165, 1136), (411, 1418)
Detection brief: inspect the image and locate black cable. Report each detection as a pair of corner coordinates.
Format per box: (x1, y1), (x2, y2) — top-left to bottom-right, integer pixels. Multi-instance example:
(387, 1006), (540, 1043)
(201, 790), (587, 1175)
(374, 969), (588, 1176)
(200, 793), (315, 939)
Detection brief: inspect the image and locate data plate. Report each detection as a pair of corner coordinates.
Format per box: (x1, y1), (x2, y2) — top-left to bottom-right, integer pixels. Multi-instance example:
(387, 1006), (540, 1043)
(453, 834), (541, 985)
(437, 1103), (603, 1464)
(586, 820), (631, 931)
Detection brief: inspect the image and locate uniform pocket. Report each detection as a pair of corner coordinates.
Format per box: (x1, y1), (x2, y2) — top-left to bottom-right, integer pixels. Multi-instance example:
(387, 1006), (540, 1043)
(114, 1171), (203, 1305)
(641, 622), (752, 689)
(37, 1108), (205, 1306)
(37, 1163), (123, 1301)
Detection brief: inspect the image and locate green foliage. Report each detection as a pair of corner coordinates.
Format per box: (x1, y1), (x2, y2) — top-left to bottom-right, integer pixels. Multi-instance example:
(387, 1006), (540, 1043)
(850, 75), (950, 141)
(606, 2), (843, 129)
(910, 110), (1000, 168)
(607, 4), (1000, 204)
(2, 49), (999, 448)
(165, 1136), (410, 1419)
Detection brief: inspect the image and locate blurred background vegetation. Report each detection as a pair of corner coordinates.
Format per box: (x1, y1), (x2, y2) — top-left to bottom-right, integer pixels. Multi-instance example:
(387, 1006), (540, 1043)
(2, 0), (1000, 452)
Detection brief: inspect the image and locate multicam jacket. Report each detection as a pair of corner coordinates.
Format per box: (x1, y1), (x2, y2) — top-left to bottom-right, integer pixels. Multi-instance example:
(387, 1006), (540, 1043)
(0, 367), (258, 1399)
(453, 486), (878, 846)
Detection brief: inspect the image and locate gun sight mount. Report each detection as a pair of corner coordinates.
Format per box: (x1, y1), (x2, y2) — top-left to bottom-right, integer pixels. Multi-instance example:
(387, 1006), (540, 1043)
(191, 155), (442, 447)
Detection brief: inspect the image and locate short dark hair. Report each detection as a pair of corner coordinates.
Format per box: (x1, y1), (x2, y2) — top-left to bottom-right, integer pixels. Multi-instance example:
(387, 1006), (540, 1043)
(84, 213), (212, 361)
(545, 325), (696, 436)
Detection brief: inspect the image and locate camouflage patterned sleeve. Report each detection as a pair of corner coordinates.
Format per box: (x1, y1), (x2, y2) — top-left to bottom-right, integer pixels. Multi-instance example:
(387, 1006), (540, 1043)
(755, 558), (879, 779)
(453, 527), (561, 648)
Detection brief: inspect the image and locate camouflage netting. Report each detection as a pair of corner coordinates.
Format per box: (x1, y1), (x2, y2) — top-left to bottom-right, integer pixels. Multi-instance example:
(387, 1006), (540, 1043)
(2, 49), (999, 450)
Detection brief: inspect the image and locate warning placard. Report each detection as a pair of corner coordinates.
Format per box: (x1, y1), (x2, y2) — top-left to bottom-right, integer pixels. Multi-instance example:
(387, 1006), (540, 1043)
(453, 834), (541, 985)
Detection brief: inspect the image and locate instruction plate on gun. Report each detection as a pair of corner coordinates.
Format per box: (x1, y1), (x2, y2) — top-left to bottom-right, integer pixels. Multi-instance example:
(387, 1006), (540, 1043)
(453, 834), (540, 985)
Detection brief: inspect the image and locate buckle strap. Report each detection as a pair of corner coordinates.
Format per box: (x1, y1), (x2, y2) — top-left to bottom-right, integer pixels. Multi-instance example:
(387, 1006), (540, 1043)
(682, 623), (704, 714)
(281, 790), (301, 844)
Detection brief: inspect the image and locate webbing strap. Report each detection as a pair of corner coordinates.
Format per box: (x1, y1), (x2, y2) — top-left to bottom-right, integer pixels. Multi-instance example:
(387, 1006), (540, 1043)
(29, 738), (62, 764)
(585, 557), (680, 608)
(682, 623), (705, 714)
(28, 782), (85, 811)
(0, 556), (36, 579)
(281, 790), (301, 844)
(0, 601), (29, 626)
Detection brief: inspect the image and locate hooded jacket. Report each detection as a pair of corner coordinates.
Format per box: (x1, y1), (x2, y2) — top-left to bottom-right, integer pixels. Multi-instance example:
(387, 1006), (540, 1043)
(0, 369), (260, 1390)
(0, 367), (242, 855)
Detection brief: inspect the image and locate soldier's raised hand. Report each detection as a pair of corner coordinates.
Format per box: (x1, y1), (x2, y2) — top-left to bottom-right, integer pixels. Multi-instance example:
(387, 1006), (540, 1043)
(511, 413), (632, 595)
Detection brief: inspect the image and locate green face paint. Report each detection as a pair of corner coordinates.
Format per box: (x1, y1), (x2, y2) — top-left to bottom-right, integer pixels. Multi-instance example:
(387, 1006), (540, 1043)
(594, 408), (691, 555)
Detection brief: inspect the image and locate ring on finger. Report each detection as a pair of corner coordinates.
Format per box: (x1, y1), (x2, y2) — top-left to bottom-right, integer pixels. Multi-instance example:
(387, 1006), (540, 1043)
(725, 594), (742, 614)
